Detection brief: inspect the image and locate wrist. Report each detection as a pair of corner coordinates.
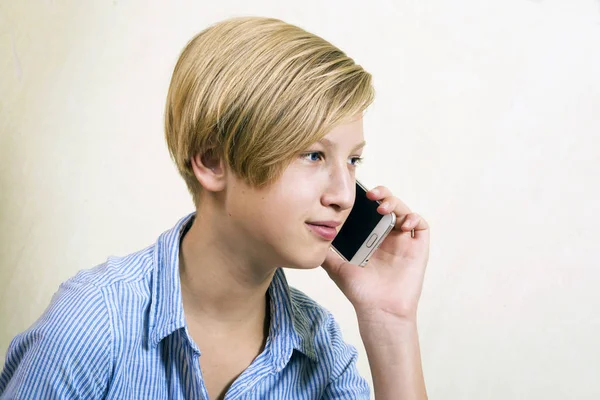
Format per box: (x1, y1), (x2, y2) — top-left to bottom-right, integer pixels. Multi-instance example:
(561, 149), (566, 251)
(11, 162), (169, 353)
(357, 310), (418, 343)
(355, 306), (418, 328)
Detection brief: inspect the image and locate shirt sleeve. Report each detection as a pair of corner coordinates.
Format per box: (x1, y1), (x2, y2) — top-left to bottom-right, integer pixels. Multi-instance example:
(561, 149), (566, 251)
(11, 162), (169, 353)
(321, 315), (370, 400)
(0, 278), (112, 399)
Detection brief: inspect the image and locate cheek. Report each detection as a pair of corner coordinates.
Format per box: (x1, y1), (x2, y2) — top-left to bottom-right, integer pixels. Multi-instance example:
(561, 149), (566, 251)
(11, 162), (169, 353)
(256, 194), (312, 244)
(270, 188), (315, 223)
(245, 168), (323, 235)
(240, 192), (293, 230)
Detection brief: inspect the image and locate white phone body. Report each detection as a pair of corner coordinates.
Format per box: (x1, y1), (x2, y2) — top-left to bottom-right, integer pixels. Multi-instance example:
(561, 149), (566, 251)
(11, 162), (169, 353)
(331, 181), (396, 267)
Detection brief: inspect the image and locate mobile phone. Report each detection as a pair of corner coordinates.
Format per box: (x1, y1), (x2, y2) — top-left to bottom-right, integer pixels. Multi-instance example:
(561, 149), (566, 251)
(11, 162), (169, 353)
(331, 181), (396, 267)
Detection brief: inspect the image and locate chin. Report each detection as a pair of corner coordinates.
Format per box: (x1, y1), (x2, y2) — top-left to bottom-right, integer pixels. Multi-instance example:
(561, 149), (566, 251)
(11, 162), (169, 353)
(286, 247), (329, 270)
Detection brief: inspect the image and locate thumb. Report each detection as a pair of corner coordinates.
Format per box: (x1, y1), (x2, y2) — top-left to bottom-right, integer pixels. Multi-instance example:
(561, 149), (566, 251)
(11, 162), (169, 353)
(321, 247), (364, 290)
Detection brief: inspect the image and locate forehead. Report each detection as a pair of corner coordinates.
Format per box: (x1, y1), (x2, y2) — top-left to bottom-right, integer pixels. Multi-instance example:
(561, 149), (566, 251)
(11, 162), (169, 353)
(319, 117), (365, 148)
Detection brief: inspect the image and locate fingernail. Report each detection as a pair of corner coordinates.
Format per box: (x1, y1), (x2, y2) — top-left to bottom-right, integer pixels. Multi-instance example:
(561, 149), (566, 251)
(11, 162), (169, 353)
(371, 189), (379, 196)
(381, 201), (389, 210)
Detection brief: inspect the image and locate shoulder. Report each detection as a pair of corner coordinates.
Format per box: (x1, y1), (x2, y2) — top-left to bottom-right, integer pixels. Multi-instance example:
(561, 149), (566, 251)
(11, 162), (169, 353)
(19, 273), (113, 349)
(0, 275), (113, 398)
(288, 286), (348, 337)
(24, 243), (157, 353)
(288, 286), (331, 327)
(287, 286), (369, 397)
(0, 245), (155, 398)
(288, 287), (359, 367)
(69, 244), (155, 289)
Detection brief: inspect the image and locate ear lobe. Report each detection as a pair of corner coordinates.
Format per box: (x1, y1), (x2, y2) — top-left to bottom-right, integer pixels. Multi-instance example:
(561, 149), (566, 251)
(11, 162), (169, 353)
(190, 150), (226, 192)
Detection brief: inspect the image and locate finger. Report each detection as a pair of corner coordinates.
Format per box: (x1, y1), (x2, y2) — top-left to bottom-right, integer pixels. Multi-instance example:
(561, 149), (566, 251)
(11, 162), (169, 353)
(368, 186), (423, 236)
(374, 195), (412, 219)
(368, 186), (412, 215)
(376, 196), (399, 215)
(391, 196), (413, 217)
(366, 185), (388, 200)
(400, 213), (430, 240)
(412, 215), (429, 231)
(380, 201), (416, 230)
(397, 212), (428, 231)
(412, 215), (430, 241)
(367, 186), (394, 203)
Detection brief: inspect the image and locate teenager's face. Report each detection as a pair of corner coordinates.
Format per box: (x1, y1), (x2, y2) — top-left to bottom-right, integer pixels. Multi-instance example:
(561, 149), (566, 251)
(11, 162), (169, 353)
(223, 117), (365, 270)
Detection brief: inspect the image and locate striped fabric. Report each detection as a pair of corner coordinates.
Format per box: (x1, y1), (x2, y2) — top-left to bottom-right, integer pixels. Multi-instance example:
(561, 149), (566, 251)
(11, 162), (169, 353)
(0, 213), (370, 399)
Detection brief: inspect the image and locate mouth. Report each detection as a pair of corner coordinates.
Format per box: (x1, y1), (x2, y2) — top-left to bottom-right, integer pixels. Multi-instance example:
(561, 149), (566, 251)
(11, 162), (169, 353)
(305, 222), (339, 241)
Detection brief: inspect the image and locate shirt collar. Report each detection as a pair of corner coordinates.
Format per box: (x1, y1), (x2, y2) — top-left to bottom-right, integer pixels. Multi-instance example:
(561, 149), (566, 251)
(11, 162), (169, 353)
(267, 268), (319, 368)
(147, 212), (194, 348)
(147, 212), (318, 365)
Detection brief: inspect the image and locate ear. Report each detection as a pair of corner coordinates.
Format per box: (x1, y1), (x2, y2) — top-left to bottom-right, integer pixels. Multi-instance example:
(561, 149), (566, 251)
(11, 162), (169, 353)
(190, 149), (227, 192)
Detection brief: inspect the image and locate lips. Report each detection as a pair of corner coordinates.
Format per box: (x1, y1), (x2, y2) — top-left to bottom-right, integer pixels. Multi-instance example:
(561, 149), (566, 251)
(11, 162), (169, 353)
(306, 223), (338, 241)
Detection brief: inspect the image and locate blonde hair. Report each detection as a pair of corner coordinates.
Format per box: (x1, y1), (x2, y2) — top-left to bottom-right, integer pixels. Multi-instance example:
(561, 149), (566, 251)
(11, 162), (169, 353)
(165, 16), (375, 206)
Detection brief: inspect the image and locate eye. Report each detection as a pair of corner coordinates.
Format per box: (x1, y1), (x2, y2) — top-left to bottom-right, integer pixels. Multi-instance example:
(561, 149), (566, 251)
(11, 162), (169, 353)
(301, 152), (363, 166)
(351, 157), (364, 167)
(302, 151), (324, 162)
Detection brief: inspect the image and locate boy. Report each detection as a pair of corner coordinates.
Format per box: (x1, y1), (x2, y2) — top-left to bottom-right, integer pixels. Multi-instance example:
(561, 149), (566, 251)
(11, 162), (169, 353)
(0, 16), (429, 399)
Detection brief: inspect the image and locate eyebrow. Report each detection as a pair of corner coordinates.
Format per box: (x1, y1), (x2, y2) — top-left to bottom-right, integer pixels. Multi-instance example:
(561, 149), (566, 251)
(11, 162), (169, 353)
(318, 138), (367, 152)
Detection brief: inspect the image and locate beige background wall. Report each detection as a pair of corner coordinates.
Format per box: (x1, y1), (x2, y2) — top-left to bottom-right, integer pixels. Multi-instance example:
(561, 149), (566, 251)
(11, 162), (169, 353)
(1, 0), (599, 398)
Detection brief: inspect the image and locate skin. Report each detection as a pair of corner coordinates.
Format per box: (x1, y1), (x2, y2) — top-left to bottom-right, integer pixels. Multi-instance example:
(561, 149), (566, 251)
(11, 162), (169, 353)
(180, 115), (429, 400)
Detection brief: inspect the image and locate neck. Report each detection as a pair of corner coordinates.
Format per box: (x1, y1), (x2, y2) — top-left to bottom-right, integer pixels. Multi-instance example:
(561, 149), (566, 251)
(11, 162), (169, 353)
(179, 210), (276, 329)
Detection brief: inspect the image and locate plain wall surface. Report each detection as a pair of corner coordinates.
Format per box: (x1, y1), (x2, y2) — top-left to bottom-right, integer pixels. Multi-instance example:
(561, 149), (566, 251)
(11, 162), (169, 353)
(1, 1), (599, 398)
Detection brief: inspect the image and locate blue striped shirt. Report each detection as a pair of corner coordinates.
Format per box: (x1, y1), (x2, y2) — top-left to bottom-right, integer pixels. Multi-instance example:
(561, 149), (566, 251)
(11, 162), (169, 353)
(0, 212), (369, 399)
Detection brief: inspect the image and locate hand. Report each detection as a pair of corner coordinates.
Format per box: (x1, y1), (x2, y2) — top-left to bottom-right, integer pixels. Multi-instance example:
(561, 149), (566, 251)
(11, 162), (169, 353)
(322, 185), (430, 323)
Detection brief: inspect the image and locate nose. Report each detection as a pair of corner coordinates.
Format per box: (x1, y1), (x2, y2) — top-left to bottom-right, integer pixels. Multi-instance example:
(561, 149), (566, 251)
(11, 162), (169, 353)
(321, 164), (355, 211)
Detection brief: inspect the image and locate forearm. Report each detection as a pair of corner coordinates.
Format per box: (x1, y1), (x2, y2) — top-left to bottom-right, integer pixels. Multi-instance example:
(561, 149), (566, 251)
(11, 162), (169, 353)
(359, 316), (427, 400)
